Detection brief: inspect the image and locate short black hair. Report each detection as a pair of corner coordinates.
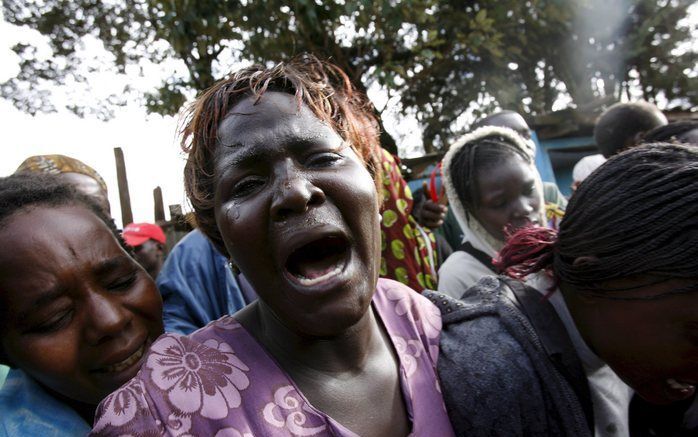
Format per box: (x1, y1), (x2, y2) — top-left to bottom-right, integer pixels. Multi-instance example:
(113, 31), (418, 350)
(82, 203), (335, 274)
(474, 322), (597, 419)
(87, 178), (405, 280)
(641, 120), (698, 144)
(472, 110), (527, 130)
(0, 173), (129, 253)
(593, 101), (667, 158)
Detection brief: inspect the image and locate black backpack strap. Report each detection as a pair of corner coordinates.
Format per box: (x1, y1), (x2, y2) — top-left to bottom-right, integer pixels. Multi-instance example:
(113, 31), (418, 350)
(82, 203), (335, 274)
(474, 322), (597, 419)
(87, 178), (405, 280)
(501, 277), (595, 433)
(458, 241), (498, 272)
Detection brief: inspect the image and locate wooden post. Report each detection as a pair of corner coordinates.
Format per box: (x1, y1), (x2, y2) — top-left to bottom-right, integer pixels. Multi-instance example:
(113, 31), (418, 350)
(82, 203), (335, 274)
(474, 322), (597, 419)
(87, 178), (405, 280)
(153, 186), (165, 222)
(114, 147), (133, 226)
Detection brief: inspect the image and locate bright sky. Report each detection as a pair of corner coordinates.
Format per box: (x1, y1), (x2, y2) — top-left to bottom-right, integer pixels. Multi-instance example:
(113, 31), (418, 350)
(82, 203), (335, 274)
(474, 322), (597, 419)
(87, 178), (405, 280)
(0, 15), (193, 228)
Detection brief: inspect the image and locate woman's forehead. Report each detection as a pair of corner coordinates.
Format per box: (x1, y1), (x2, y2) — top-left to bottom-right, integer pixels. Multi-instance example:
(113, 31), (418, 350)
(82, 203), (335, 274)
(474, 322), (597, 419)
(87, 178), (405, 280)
(0, 205), (118, 266)
(217, 91), (334, 147)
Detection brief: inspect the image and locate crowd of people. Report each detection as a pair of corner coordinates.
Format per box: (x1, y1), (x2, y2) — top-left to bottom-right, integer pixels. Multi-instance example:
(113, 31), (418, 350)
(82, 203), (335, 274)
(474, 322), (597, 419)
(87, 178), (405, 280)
(0, 54), (697, 437)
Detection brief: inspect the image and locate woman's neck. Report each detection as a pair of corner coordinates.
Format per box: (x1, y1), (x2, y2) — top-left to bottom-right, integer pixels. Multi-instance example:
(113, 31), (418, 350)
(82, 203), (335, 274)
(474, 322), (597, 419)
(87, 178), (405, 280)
(243, 300), (380, 375)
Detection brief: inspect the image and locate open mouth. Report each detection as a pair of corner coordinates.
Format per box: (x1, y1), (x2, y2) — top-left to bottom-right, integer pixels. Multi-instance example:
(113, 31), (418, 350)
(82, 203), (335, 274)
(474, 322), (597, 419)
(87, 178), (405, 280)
(505, 218), (541, 235)
(285, 235), (350, 287)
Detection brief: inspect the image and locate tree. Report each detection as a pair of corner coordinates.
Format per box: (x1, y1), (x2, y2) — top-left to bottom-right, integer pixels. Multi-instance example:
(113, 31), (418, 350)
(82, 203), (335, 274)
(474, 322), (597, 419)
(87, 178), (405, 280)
(2, 0), (696, 154)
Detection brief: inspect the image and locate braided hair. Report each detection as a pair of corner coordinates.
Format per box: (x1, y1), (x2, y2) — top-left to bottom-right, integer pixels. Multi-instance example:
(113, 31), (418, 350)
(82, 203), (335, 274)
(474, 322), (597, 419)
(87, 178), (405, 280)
(0, 173), (131, 255)
(496, 143), (698, 298)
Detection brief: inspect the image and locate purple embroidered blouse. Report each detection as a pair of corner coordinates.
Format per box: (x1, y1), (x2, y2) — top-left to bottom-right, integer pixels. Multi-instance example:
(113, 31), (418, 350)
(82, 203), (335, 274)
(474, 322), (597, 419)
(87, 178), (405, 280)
(91, 279), (455, 436)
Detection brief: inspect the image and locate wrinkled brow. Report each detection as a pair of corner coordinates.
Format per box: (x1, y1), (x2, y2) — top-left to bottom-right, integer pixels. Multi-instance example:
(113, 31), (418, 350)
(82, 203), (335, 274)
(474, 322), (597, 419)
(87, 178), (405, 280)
(92, 256), (132, 277)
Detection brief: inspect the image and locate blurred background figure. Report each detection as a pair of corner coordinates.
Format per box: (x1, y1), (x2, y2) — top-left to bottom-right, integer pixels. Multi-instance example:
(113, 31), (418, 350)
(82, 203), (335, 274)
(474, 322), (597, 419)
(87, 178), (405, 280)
(155, 228), (255, 335)
(473, 110), (534, 142)
(122, 222), (166, 279)
(594, 101), (668, 158)
(571, 154), (606, 193)
(379, 149), (444, 291)
(15, 154), (111, 216)
(473, 110), (568, 211)
(437, 126), (548, 298)
(641, 120), (698, 145)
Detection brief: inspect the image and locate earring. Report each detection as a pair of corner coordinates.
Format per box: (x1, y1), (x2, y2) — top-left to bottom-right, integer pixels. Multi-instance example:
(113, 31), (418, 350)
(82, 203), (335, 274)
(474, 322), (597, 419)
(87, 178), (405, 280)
(378, 213), (383, 223)
(228, 261), (240, 274)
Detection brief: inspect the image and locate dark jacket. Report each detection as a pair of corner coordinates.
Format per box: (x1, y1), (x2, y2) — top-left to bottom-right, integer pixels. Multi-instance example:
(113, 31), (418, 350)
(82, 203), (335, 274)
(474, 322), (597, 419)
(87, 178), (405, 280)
(425, 276), (594, 437)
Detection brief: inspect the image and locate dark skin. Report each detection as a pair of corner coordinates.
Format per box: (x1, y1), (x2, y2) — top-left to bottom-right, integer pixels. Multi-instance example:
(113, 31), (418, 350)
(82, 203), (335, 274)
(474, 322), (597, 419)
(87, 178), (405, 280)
(0, 205), (163, 422)
(413, 182), (448, 229)
(479, 112), (532, 140)
(133, 239), (165, 279)
(235, 302), (407, 436)
(213, 91), (410, 436)
(471, 154), (544, 241)
(561, 274), (698, 405)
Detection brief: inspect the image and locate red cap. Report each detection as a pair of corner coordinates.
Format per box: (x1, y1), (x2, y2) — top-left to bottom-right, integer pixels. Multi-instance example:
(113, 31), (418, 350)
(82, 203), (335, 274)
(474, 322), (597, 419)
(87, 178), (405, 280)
(123, 222), (166, 247)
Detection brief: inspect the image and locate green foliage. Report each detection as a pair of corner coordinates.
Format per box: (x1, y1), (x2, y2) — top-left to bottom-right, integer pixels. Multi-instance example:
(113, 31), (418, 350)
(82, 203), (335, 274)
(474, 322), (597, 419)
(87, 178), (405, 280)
(2, 0), (696, 152)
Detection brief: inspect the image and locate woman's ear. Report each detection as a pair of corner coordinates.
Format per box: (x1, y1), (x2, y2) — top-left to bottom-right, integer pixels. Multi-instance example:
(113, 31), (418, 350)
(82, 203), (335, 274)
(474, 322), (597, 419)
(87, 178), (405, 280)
(572, 255), (600, 268)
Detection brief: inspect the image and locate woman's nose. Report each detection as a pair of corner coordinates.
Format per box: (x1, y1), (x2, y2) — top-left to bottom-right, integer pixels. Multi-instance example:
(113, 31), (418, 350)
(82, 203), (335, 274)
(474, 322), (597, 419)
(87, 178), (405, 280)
(512, 196), (534, 217)
(270, 163), (325, 221)
(84, 292), (132, 345)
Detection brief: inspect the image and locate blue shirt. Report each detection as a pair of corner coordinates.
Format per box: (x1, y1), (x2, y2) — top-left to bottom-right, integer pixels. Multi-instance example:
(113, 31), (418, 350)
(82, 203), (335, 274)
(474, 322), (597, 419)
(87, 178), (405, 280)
(0, 369), (91, 436)
(156, 229), (254, 334)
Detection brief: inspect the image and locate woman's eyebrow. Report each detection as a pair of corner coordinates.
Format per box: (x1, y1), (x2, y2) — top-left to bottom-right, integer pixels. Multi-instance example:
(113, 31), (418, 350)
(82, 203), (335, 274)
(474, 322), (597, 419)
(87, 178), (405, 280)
(92, 257), (131, 277)
(229, 147), (273, 168)
(222, 138), (335, 169)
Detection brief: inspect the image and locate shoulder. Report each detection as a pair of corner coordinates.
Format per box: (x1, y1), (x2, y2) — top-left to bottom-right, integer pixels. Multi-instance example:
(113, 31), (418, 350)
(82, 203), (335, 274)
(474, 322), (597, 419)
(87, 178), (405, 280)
(424, 286), (555, 436)
(0, 370), (29, 420)
(92, 329), (252, 435)
(374, 278), (440, 327)
(437, 251), (493, 298)
(158, 231), (210, 277)
(168, 229), (211, 256)
(424, 280), (537, 388)
(374, 278), (442, 358)
(1, 370), (91, 436)
(157, 229), (229, 291)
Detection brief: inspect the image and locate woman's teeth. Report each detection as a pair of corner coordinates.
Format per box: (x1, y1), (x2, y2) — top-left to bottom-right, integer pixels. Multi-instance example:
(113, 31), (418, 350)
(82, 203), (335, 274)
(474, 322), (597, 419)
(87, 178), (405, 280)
(294, 264), (344, 286)
(666, 378), (695, 392)
(100, 343), (146, 373)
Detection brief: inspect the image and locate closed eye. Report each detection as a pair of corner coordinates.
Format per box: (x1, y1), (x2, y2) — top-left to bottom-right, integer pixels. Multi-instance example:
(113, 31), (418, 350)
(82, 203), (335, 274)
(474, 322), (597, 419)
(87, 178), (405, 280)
(488, 198), (507, 209)
(106, 272), (137, 292)
(522, 182), (535, 196)
(306, 152), (342, 168)
(28, 308), (74, 334)
(231, 177), (265, 198)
